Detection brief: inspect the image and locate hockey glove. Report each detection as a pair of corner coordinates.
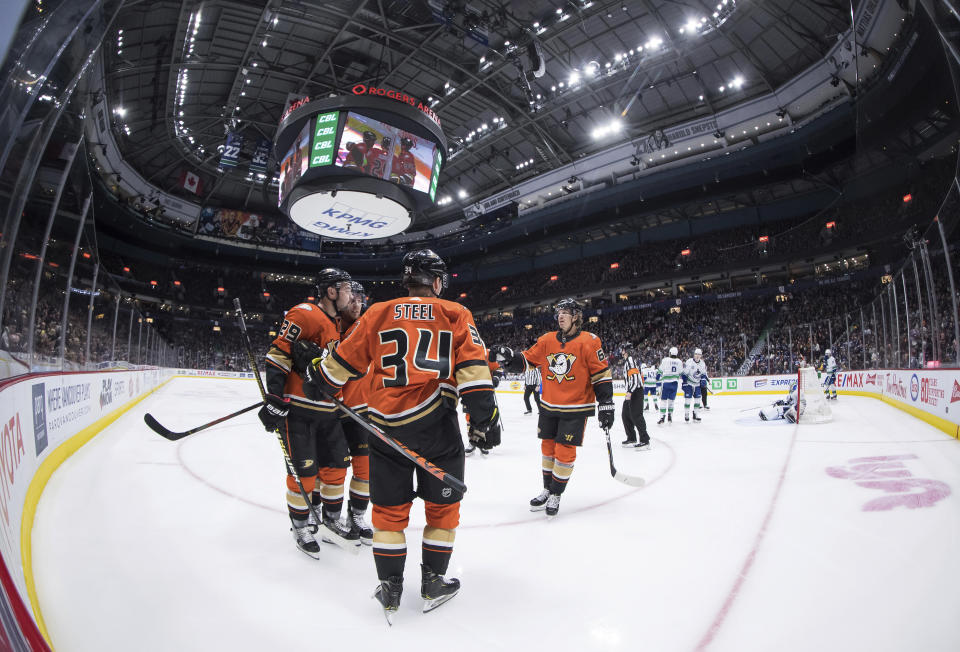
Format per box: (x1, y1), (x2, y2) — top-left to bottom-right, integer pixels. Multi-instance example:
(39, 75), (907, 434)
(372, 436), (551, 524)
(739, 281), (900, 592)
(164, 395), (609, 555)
(488, 345), (513, 363)
(291, 340), (325, 374)
(301, 360), (337, 402)
(597, 402), (616, 430)
(258, 393), (290, 432)
(468, 420), (501, 451)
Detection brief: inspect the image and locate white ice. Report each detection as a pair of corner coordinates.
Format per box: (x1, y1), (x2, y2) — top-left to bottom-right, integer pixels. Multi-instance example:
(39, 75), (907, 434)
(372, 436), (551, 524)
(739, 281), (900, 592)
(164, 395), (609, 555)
(33, 378), (960, 651)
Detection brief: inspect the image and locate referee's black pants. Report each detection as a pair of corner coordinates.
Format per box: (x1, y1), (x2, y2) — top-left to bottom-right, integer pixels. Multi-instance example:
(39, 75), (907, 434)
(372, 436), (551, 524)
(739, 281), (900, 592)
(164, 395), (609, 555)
(523, 385), (541, 412)
(621, 397), (649, 445)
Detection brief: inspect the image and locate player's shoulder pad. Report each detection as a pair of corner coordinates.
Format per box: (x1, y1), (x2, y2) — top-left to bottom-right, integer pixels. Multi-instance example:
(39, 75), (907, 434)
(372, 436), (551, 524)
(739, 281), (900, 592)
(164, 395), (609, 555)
(294, 303), (313, 311)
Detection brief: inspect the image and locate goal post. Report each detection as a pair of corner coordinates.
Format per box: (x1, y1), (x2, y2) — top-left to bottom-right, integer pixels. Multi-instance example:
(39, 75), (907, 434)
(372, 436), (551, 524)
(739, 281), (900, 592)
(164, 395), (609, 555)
(796, 365), (833, 424)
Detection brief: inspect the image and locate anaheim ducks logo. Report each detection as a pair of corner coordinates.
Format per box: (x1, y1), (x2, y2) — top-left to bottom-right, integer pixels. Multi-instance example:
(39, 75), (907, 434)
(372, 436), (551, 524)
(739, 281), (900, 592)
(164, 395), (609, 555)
(546, 352), (577, 383)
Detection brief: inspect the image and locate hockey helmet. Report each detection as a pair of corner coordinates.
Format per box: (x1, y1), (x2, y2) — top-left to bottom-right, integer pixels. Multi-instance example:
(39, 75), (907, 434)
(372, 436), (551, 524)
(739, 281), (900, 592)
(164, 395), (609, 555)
(315, 268), (352, 298)
(825, 349), (831, 356)
(554, 298), (583, 316)
(363, 130), (377, 144)
(669, 346), (679, 356)
(381, 136), (392, 149)
(400, 136), (415, 150)
(694, 347), (703, 359)
(401, 249), (448, 291)
(349, 281), (366, 307)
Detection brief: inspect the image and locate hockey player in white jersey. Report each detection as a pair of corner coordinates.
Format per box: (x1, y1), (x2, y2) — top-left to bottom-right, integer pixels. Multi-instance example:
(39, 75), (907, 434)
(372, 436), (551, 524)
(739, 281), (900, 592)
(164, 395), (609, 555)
(759, 380), (802, 423)
(821, 349), (839, 400)
(657, 347), (682, 425)
(681, 348), (707, 423)
(640, 361), (660, 412)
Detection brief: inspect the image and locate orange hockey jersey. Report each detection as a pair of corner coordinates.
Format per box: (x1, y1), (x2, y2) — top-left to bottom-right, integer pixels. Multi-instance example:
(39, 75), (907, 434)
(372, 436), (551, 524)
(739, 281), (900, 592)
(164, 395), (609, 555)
(319, 296), (497, 432)
(339, 318), (371, 411)
(264, 302), (341, 415)
(521, 330), (613, 416)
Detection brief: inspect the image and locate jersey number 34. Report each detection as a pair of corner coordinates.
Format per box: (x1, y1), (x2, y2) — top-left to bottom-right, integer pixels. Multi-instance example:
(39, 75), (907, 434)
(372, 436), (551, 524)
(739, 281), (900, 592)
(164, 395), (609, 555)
(379, 329), (453, 388)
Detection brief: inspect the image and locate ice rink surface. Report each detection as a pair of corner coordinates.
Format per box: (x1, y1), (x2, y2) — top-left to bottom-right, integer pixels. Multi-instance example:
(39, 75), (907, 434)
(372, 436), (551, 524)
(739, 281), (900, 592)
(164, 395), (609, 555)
(32, 378), (960, 651)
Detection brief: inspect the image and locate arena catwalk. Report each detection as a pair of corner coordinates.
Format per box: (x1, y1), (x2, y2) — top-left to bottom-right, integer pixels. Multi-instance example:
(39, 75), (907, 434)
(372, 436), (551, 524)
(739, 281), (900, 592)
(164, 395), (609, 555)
(33, 377), (960, 652)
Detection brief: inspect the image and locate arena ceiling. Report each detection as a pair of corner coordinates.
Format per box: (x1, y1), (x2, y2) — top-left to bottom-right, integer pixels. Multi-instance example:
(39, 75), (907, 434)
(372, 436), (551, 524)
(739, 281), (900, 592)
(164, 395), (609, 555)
(103, 0), (854, 224)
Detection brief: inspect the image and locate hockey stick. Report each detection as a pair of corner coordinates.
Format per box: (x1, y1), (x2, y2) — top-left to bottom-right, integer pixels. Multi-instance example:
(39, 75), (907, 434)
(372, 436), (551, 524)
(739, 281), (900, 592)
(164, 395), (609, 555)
(602, 426), (646, 487)
(326, 395), (467, 494)
(144, 401), (262, 441)
(233, 298), (358, 555)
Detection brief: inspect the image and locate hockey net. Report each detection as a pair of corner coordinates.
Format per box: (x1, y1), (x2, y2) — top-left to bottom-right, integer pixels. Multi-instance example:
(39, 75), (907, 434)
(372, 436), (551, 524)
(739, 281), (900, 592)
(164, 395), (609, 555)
(796, 366), (833, 424)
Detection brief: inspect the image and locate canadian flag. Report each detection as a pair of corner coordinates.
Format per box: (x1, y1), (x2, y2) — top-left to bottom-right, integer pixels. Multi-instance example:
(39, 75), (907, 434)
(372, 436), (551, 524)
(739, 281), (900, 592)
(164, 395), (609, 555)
(180, 170), (202, 194)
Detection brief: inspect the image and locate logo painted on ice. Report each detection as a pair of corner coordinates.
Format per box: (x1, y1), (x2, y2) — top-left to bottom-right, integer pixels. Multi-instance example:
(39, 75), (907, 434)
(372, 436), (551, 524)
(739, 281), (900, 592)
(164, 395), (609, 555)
(826, 455), (951, 511)
(910, 374), (920, 402)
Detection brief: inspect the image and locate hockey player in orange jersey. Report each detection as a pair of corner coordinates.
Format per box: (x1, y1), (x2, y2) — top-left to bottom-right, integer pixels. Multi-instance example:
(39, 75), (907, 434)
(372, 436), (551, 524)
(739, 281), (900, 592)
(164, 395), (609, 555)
(298, 249), (499, 623)
(496, 298), (614, 517)
(259, 268), (359, 558)
(336, 281), (374, 544)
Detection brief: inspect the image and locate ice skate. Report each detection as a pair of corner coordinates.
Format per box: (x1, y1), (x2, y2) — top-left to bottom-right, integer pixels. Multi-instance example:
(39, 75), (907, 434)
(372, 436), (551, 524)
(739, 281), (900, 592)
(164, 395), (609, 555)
(545, 493), (561, 518)
(523, 409), (532, 415)
(684, 415), (690, 423)
(621, 438), (637, 448)
(373, 576), (403, 625)
(633, 442), (651, 451)
(421, 564), (460, 613)
(668, 414), (673, 424)
(692, 414), (701, 422)
(320, 510), (361, 550)
(657, 416), (665, 425)
(348, 506), (373, 546)
(290, 517), (320, 559)
(465, 442), (477, 455)
(530, 489), (550, 511)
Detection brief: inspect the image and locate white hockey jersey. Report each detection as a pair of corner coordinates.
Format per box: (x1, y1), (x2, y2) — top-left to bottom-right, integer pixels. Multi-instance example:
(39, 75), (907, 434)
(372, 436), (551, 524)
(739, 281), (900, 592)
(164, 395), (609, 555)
(682, 357), (707, 386)
(641, 363), (659, 388)
(658, 356), (682, 384)
(825, 355), (838, 374)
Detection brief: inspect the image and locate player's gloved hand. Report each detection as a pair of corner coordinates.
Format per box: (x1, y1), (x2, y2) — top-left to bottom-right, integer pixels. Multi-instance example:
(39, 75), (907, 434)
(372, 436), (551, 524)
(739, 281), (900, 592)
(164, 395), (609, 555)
(597, 402), (616, 430)
(491, 373), (501, 389)
(258, 393), (290, 431)
(301, 361), (335, 402)
(291, 340), (324, 374)
(468, 419), (501, 450)
(488, 345), (513, 363)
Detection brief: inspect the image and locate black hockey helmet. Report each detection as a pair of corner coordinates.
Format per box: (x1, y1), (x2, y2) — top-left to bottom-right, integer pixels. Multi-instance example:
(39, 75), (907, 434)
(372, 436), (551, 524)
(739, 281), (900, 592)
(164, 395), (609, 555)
(401, 249), (448, 292)
(381, 136), (392, 148)
(315, 267), (351, 299)
(554, 297), (583, 316)
(400, 136), (414, 150)
(349, 281), (366, 307)
(363, 130), (377, 143)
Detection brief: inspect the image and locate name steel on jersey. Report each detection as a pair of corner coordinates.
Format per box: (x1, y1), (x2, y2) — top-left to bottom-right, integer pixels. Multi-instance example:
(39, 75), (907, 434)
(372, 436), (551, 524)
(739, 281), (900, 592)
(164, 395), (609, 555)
(393, 303), (435, 321)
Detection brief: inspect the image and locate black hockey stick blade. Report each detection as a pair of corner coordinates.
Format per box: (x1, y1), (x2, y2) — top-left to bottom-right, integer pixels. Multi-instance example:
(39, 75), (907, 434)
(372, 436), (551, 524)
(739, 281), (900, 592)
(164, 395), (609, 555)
(603, 427), (646, 487)
(144, 401), (263, 441)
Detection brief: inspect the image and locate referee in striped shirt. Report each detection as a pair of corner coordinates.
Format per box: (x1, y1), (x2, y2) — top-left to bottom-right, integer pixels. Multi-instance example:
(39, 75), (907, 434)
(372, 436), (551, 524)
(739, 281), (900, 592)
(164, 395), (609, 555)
(622, 353), (649, 449)
(523, 366), (541, 414)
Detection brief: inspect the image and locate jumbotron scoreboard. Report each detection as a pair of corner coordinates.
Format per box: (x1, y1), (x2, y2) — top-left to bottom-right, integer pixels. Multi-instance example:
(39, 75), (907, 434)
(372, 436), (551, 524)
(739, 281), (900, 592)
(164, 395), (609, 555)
(274, 85), (447, 240)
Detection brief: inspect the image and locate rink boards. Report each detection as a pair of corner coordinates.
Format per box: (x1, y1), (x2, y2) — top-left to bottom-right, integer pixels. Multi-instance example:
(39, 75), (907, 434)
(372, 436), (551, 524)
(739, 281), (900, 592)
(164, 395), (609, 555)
(503, 369), (960, 438)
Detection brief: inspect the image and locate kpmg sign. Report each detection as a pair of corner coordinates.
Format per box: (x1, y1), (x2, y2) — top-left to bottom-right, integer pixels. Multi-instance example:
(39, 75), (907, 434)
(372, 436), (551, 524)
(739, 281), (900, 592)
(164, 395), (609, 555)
(289, 191), (411, 240)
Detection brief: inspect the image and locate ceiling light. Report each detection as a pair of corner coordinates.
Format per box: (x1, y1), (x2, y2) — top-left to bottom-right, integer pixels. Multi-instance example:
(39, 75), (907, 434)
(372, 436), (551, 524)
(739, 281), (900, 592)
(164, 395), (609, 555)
(458, 189), (467, 198)
(114, 107), (126, 117)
